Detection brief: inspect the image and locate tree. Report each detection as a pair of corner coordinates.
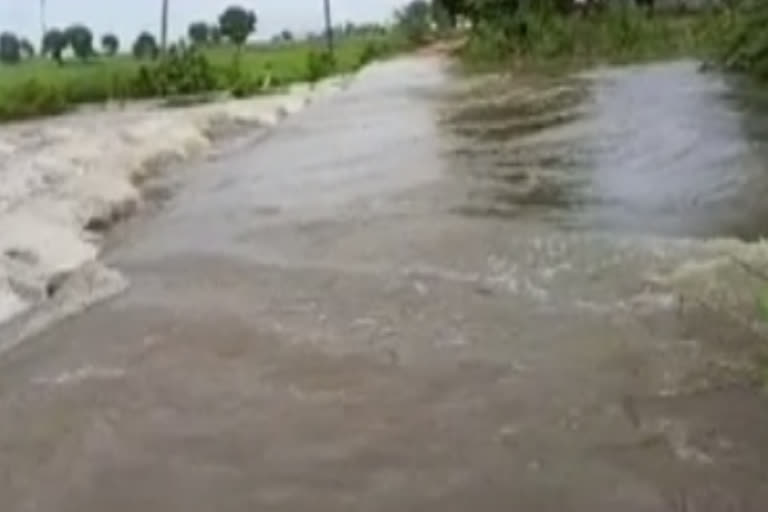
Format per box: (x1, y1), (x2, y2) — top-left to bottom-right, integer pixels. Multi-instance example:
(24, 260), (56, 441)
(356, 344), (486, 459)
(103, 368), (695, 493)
(42, 28), (67, 64)
(19, 38), (35, 59)
(188, 22), (210, 45)
(432, 0), (468, 26)
(395, 1), (433, 43)
(101, 33), (119, 56)
(218, 5), (257, 47)
(132, 31), (159, 59)
(281, 29), (294, 42)
(0, 32), (21, 64)
(210, 25), (222, 44)
(66, 25), (94, 60)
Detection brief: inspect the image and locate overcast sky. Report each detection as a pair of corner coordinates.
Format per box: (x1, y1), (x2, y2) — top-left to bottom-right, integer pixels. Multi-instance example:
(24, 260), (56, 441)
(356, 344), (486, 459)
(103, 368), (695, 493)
(0, 1), (407, 45)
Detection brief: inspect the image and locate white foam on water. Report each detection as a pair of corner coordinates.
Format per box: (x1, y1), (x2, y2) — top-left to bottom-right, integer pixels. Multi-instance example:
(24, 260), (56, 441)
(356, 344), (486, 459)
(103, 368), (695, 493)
(32, 365), (127, 386)
(0, 81), (342, 330)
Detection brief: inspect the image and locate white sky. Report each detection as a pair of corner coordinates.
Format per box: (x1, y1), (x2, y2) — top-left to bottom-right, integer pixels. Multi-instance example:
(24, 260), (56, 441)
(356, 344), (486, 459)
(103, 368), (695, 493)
(0, 1), (407, 45)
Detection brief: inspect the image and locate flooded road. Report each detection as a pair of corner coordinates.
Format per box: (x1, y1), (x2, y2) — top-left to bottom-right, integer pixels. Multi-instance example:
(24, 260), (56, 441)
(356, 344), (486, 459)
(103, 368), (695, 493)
(2, 56), (768, 511)
(451, 60), (768, 239)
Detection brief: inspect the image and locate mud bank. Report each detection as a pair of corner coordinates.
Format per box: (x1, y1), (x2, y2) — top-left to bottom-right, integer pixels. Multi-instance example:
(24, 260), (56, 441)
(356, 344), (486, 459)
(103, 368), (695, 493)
(0, 79), (345, 331)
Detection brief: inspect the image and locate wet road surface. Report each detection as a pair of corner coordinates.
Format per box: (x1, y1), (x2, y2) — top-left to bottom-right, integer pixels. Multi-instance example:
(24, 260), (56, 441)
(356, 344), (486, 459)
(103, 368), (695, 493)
(2, 56), (768, 511)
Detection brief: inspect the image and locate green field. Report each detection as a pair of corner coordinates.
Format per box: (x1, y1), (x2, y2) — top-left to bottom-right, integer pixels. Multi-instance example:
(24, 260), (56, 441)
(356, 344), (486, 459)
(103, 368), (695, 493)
(0, 36), (396, 121)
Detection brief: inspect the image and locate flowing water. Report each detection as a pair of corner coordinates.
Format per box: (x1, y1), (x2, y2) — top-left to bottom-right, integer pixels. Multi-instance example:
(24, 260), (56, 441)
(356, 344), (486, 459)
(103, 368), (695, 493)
(0, 81), (343, 331)
(2, 56), (768, 510)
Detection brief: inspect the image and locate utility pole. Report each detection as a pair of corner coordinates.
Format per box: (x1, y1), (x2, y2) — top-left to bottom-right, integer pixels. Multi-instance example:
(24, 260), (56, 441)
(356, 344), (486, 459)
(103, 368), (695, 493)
(160, 0), (169, 52)
(323, 0), (334, 55)
(40, 0), (47, 35)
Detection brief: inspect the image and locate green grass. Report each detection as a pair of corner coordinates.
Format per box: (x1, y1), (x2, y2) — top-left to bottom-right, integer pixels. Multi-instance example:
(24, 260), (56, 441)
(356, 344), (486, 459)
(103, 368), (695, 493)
(0, 36), (399, 121)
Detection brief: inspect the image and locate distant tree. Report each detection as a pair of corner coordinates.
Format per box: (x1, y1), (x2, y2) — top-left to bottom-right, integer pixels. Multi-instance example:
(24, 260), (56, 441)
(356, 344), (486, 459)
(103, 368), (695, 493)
(43, 28), (67, 64)
(0, 32), (21, 64)
(19, 38), (35, 59)
(280, 29), (294, 42)
(65, 25), (94, 60)
(395, 0), (433, 44)
(188, 22), (210, 45)
(432, 0), (468, 27)
(210, 25), (222, 44)
(101, 33), (119, 56)
(218, 5), (257, 48)
(132, 31), (159, 59)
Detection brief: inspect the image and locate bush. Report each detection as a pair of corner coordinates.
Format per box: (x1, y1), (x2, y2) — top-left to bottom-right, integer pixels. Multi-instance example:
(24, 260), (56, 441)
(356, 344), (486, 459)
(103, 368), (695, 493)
(461, 6), (721, 68)
(133, 45), (218, 97)
(306, 50), (336, 82)
(719, 1), (768, 78)
(357, 40), (383, 68)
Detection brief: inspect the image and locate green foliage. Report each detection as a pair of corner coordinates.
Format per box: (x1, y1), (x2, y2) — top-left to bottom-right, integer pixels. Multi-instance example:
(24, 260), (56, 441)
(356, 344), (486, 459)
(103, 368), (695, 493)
(133, 32), (159, 59)
(133, 45), (217, 97)
(101, 33), (119, 56)
(219, 5), (257, 46)
(42, 29), (67, 64)
(306, 50), (336, 82)
(718, 0), (768, 78)
(66, 25), (94, 61)
(0, 35), (394, 122)
(462, 5), (726, 69)
(19, 39), (35, 59)
(0, 78), (67, 120)
(188, 22), (210, 45)
(432, 0), (455, 30)
(210, 25), (223, 44)
(396, 0), (433, 44)
(357, 40), (383, 68)
(0, 33), (21, 64)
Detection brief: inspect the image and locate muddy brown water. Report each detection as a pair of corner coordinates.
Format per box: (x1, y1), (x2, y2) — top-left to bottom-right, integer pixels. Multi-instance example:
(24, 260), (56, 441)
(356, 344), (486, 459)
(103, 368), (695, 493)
(2, 56), (768, 511)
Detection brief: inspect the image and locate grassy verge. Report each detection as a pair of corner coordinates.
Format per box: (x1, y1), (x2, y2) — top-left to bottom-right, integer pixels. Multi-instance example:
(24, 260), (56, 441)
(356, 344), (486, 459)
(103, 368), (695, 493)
(0, 35), (401, 122)
(459, 7), (734, 74)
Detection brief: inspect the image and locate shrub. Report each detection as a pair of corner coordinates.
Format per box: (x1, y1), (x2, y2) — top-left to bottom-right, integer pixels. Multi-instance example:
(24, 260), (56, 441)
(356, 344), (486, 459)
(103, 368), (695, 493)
(133, 45), (217, 97)
(306, 50), (336, 82)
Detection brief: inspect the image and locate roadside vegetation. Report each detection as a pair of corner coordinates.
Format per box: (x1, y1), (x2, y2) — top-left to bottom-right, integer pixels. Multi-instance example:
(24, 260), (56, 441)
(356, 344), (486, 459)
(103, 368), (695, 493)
(394, 0), (741, 72)
(718, 0), (768, 78)
(0, 4), (402, 121)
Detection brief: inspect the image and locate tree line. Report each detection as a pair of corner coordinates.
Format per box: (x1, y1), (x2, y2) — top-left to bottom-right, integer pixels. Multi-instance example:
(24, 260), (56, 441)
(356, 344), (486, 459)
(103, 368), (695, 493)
(398, 0), (663, 34)
(0, 4), (257, 65)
